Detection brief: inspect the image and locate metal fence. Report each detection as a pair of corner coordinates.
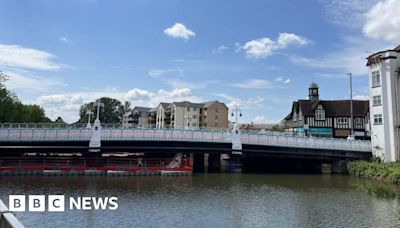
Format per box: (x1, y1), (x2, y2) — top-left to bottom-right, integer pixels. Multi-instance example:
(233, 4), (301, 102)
(0, 128), (371, 152)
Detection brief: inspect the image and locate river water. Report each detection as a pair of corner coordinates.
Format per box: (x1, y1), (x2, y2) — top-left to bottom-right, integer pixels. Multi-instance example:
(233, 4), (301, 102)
(0, 174), (400, 228)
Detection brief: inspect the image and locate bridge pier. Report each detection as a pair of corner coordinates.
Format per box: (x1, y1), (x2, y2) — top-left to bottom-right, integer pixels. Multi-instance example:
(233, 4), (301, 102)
(208, 153), (221, 173)
(332, 160), (348, 174)
(192, 153), (205, 173)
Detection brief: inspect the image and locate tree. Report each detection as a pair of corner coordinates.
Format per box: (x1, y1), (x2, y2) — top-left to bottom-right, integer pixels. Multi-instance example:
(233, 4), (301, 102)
(78, 97), (129, 124)
(271, 120), (286, 132)
(0, 71), (52, 123)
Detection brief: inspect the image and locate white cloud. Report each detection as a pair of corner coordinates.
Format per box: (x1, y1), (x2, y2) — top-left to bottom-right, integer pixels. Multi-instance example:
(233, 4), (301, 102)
(239, 37), (275, 59)
(353, 94), (369, 100)
(4, 71), (66, 93)
(148, 68), (183, 77)
(283, 79), (291, 84)
(59, 36), (74, 44)
(277, 33), (308, 48)
(0, 44), (62, 70)
(318, 0), (379, 28)
(36, 87), (201, 123)
(237, 33), (308, 59)
(164, 23), (196, 40)
(362, 0), (400, 41)
(125, 88), (152, 101)
(215, 93), (265, 110)
(212, 45), (229, 54)
(231, 79), (272, 89)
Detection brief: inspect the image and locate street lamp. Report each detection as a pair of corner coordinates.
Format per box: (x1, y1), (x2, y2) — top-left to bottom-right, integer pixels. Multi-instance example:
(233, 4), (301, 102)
(231, 105), (242, 127)
(86, 110), (94, 129)
(347, 73), (354, 140)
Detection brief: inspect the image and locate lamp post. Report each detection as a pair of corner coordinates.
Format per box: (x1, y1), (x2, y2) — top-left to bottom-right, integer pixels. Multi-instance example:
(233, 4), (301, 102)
(231, 105), (242, 128)
(347, 73), (354, 140)
(86, 110), (94, 129)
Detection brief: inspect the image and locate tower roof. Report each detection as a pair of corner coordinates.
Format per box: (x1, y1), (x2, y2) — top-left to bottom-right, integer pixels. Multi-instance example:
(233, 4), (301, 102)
(309, 82), (318, 89)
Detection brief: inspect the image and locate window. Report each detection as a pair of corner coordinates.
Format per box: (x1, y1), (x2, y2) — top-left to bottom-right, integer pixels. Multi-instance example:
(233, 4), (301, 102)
(373, 95), (382, 106)
(293, 112), (297, 121)
(192, 115), (197, 119)
(355, 118), (363, 124)
(193, 107), (197, 111)
(215, 108), (218, 113)
(372, 71), (381, 87)
(374, 114), (383, 124)
(192, 123), (197, 127)
(337, 118), (348, 124)
(187, 107), (190, 111)
(315, 105), (325, 120)
(215, 115), (218, 120)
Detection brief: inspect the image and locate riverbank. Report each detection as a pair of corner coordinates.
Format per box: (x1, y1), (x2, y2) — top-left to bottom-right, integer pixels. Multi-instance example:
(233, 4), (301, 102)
(347, 160), (400, 184)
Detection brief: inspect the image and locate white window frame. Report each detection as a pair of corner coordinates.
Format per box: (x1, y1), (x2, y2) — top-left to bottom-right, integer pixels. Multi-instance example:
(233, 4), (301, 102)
(372, 71), (381, 87)
(373, 95), (382, 106)
(315, 105), (325, 121)
(337, 117), (348, 124)
(374, 114), (383, 125)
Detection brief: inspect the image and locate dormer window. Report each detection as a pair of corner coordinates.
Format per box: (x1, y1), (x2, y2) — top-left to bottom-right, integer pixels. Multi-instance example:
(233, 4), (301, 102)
(315, 105), (325, 120)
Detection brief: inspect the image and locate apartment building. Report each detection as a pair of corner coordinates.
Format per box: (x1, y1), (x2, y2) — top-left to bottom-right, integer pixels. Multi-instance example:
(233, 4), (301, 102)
(122, 107), (151, 128)
(200, 101), (229, 129)
(171, 101), (203, 129)
(156, 103), (171, 128)
(367, 44), (400, 161)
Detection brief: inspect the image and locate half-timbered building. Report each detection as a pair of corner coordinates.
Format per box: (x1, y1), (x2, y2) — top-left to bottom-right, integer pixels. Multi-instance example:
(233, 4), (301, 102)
(284, 83), (370, 139)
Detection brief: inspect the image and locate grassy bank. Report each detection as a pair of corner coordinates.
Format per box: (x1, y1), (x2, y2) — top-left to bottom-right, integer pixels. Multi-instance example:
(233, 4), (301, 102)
(347, 160), (400, 184)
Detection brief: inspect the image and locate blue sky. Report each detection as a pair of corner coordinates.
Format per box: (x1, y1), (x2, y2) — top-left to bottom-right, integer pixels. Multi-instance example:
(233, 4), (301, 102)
(0, 0), (399, 123)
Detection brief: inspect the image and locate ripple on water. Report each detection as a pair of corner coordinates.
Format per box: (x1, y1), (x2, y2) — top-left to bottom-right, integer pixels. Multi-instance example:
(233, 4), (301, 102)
(0, 174), (399, 228)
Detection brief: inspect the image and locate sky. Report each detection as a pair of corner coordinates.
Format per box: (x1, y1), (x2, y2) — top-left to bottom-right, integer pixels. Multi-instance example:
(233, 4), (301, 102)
(0, 0), (399, 123)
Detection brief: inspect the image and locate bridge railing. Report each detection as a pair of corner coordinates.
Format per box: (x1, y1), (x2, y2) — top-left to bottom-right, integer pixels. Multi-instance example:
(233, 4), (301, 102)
(240, 132), (371, 152)
(0, 129), (92, 141)
(0, 128), (371, 152)
(100, 129), (231, 143)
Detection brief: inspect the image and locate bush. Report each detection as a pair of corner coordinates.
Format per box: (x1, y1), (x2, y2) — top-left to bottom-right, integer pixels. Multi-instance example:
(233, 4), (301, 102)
(347, 160), (400, 184)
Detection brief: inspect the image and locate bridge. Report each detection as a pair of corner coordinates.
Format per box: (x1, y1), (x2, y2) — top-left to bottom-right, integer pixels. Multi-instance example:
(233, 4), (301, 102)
(0, 122), (372, 173)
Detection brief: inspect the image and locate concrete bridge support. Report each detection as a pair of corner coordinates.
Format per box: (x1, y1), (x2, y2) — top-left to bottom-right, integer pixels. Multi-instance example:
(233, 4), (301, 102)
(208, 153), (221, 173)
(192, 153), (205, 173)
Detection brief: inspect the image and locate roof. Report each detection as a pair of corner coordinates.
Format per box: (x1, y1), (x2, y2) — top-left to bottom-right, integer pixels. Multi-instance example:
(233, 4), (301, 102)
(309, 82), (318, 89)
(132, 106), (151, 113)
(367, 44), (400, 66)
(202, 100), (229, 109)
(148, 107), (157, 112)
(172, 101), (204, 108)
(286, 99), (369, 119)
(158, 102), (171, 109)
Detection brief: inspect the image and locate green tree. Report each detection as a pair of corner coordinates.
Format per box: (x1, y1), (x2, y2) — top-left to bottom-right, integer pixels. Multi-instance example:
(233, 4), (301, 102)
(78, 97), (129, 123)
(0, 71), (52, 123)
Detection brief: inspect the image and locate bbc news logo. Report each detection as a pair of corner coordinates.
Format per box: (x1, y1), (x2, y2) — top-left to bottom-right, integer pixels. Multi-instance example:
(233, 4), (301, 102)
(8, 195), (118, 212)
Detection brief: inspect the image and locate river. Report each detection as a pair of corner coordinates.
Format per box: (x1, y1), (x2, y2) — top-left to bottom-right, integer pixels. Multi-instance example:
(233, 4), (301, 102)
(0, 174), (399, 228)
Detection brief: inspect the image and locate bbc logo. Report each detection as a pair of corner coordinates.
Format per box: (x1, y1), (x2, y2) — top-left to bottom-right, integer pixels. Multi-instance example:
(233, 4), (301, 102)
(9, 195), (65, 212)
(8, 195), (118, 212)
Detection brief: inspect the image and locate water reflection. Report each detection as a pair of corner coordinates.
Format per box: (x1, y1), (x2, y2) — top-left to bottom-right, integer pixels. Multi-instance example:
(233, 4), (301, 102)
(0, 174), (399, 228)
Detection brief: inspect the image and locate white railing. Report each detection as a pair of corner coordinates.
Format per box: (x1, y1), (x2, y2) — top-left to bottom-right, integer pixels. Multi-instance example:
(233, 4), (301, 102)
(0, 128), (371, 152)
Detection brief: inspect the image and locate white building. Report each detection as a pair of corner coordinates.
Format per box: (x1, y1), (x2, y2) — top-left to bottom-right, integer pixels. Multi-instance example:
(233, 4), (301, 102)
(367, 44), (400, 162)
